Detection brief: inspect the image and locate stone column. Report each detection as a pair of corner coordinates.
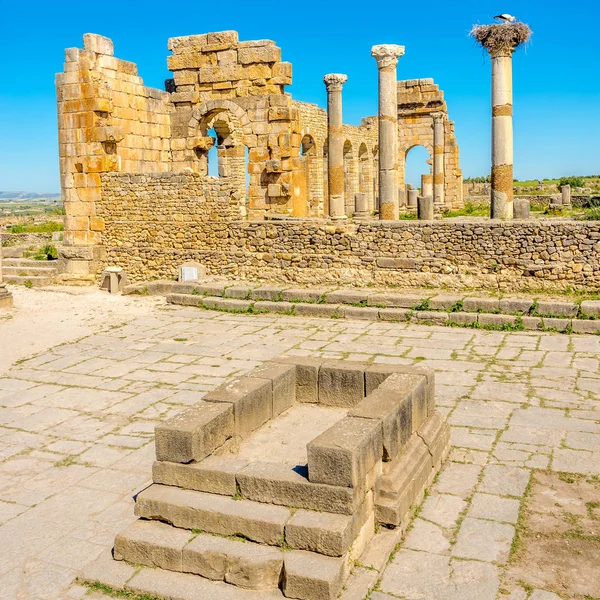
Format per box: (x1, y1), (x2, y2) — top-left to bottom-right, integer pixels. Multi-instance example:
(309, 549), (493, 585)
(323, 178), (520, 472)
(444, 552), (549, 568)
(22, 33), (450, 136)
(324, 74), (348, 219)
(432, 112), (446, 207)
(489, 48), (514, 219)
(421, 173), (433, 198)
(561, 184), (572, 207)
(372, 44), (405, 220)
(417, 196), (434, 220)
(0, 241), (13, 309)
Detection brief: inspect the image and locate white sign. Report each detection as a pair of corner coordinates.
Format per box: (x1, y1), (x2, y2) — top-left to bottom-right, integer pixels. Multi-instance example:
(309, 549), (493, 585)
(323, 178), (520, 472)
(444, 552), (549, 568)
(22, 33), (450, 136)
(180, 266), (199, 282)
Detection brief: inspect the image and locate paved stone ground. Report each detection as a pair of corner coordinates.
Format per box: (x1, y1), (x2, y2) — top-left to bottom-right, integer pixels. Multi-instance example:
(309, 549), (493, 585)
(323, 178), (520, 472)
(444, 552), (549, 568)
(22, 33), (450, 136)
(0, 297), (598, 599)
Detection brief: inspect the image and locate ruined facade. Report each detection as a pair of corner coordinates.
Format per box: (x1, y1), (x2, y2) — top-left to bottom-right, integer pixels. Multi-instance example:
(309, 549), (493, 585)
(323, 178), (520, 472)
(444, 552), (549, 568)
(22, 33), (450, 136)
(56, 31), (463, 277)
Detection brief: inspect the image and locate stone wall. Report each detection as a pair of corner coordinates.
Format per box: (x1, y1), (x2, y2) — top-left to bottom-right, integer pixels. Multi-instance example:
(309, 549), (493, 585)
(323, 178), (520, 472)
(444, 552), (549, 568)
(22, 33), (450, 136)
(97, 173), (600, 291)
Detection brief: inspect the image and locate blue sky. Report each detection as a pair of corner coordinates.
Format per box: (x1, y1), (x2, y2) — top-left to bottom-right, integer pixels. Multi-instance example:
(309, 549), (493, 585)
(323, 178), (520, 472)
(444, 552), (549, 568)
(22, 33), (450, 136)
(0, 0), (598, 192)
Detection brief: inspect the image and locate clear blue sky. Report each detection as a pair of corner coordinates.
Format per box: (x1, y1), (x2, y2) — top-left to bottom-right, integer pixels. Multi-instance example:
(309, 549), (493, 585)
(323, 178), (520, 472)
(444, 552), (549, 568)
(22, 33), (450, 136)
(0, 0), (598, 192)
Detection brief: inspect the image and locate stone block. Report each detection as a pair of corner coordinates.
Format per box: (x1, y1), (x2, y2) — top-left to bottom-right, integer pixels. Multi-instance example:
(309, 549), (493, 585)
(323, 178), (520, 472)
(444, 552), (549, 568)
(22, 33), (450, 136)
(478, 313), (517, 328)
(182, 534), (283, 590)
(152, 456), (248, 496)
(223, 285), (253, 299)
(250, 286), (286, 301)
(536, 300), (578, 317)
(499, 297), (533, 314)
(293, 303), (343, 318)
(195, 282), (228, 296)
(79, 549), (137, 588)
(236, 461), (359, 515)
(114, 520), (190, 571)
(281, 289), (328, 303)
(134, 484), (290, 546)
(581, 300), (600, 317)
(155, 401), (233, 463)
(203, 376), (272, 439)
(350, 387), (412, 461)
(462, 297), (500, 312)
(448, 312), (477, 326)
(542, 317), (572, 332)
(377, 372), (428, 433)
(415, 311), (448, 324)
(324, 290), (369, 305)
(273, 356), (323, 404)
(367, 293), (424, 308)
(83, 33), (114, 56)
(202, 297), (253, 312)
(522, 316), (543, 331)
(285, 509), (354, 557)
(178, 262), (206, 282)
(572, 320), (600, 334)
(251, 362), (296, 416)
(345, 307), (380, 321)
(428, 295), (463, 310)
(283, 551), (346, 600)
(378, 308), (411, 322)
(253, 300), (295, 315)
(307, 416), (383, 488)
(318, 360), (366, 407)
(238, 45), (281, 65)
(513, 198), (530, 219)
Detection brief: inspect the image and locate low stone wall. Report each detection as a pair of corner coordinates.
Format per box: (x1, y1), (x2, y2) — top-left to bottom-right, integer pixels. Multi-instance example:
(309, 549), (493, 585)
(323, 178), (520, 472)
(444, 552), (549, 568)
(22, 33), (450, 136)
(96, 175), (600, 292)
(1, 232), (56, 247)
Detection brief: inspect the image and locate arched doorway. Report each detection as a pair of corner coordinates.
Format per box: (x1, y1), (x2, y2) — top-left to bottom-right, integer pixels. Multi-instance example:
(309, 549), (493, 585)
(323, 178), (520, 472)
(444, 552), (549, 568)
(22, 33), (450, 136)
(403, 145), (432, 204)
(343, 140), (356, 215)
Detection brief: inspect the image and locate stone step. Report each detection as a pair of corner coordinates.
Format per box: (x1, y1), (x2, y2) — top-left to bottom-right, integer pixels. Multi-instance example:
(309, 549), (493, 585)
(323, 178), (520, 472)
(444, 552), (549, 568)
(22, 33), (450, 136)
(3, 274), (54, 287)
(134, 483), (291, 546)
(114, 519), (284, 590)
(3, 258), (58, 268)
(3, 265), (58, 276)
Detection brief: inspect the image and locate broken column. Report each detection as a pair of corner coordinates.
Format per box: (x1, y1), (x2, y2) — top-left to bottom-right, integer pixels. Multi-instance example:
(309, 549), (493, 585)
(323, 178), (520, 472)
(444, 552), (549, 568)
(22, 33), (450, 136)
(371, 44), (405, 220)
(324, 74), (348, 219)
(561, 184), (572, 208)
(513, 197), (530, 219)
(421, 173), (433, 198)
(353, 192), (370, 219)
(432, 112), (445, 208)
(417, 196), (434, 220)
(407, 189), (418, 208)
(0, 245), (13, 309)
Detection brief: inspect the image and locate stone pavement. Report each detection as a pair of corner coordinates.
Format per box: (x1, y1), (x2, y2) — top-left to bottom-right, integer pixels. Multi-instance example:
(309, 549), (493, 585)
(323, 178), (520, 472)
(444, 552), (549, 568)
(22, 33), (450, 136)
(0, 299), (598, 599)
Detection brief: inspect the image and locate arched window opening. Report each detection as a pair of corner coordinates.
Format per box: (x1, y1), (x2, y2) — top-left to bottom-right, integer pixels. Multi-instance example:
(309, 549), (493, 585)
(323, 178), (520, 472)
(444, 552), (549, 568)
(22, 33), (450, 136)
(404, 145), (432, 202)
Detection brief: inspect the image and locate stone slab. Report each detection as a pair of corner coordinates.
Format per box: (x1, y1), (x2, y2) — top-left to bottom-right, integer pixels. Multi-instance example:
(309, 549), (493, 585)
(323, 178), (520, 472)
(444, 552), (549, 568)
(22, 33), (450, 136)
(580, 300), (600, 317)
(324, 290), (370, 305)
(428, 295), (463, 310)
(251, 362), (296, 416)
(203, 297), (253, 311)
(463, 297), (500, 312)
(318, 360), (366, 407)
(378, 308), (411, 322)
(281, 288), (328, 303)
(293, 303), (343, 318)
(253, 301), (295, 314)
(367, 294), (424, 309)
(250, 286), (286, 301)
(536, 300), (578, 317)
(283, 550), (346, 600)
(273, 356), (323, 403)
(377, 372), (429, 433)
(499, 298), (533, 314)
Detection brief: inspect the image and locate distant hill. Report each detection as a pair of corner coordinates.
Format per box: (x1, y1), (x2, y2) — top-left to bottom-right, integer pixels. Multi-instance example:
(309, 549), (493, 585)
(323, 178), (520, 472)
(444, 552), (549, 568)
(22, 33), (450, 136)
(0, 192), (61, 200)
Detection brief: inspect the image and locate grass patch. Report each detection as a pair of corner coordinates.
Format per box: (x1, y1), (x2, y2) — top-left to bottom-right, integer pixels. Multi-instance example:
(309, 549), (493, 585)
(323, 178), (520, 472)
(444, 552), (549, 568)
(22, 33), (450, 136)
(10, 222), (64, 233)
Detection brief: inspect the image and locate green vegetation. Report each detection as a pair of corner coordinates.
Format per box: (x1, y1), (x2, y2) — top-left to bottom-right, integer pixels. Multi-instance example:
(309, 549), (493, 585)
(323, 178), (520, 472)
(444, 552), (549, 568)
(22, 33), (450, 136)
(577, 207), (600, 221)
(559, 175), (586, 189)
(443, 201), (488, 218)
(33, 244), (58, 260)
(9, 221), (63, 233)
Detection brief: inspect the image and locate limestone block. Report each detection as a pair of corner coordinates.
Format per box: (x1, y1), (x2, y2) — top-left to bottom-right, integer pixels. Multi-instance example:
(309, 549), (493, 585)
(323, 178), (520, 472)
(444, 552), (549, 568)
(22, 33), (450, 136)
(155, 400), (234, 463)
(135, 484), (291, 546)
(572, 320), (600, 334)
(250, 285), (286, 301)
(273, 62), (292, 78)
(462, 297), (500, 313)
(83, 33), (114, 56)
(113, 520), (190, 571)
(581, 300), (600, 317)
(293, 303), (344, 318)
(167, 53), (214, 70)
(308, 416), (383, 488)
(366, 293), (424, 308)
(268, 107), (292, 121)
(152, 456), (248, 496)
(498, 298), (533, 315)
(265, 159), (282, 173)
(251, 362), (296, 416)
(203, 376), (273, 439)
(513, 198), (530, 219)
(268, 183), (282, 197)
(379, 372), (429, 433)
(448, 312), (478, 326)
(318, 360), (366, 407)
(542, 317), (572, 332)
(182, 534), (283, 589)
(428, 295), (463, 310)
(238, 45), (281, 65)
(283, 551), (345, 600)
(273, 356), (324, 404)
(236, 461), (359, 515)
(205, 30), (239, 52)
(324, 290), (369, 305)
(350, 387), (412, 461)
(536, 300), (578, 317)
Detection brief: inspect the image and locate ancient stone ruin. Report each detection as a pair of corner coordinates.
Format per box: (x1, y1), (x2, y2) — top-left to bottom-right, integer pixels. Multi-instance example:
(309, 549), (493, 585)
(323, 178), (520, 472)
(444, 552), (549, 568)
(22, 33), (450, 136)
(82, 358), (449, 599)
(56, 31), (462, 279)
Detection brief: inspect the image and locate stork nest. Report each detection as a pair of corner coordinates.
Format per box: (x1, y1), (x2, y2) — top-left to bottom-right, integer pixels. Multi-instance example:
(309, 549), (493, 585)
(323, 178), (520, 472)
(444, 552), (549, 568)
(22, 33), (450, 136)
(470, 22), (532, 54)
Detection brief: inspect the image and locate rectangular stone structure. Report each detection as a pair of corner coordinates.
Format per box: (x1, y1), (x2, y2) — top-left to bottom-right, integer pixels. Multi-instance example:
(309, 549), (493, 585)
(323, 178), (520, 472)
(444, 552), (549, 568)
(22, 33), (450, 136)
(318, 360), (366, 407)
(307, 416), (383, 488)
(251, 362), (296, 416)
(155, 401), (234, 463)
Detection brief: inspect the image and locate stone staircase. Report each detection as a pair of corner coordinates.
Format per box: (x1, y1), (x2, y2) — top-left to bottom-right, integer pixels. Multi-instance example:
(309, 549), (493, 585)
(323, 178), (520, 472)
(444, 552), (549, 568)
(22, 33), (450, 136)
(1, 258), (58, 287)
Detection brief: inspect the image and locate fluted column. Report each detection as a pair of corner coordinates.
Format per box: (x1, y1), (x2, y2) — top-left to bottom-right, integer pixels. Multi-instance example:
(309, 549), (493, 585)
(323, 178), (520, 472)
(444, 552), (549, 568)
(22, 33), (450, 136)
(490, 48), (514, 219)
(371, 44), (405, 220)
(432, 112), (446, 207)
(324, 73), (348, 219)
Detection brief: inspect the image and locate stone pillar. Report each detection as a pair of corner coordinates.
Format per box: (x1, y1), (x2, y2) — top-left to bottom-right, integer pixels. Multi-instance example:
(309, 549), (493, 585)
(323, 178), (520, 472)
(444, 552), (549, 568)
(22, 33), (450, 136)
(561, 184), (572, 207)
(407, 189), (419, 208)
(432, 112), (446, 207)
(372, 44), (405, 220)
(421, 173), (433, 198)
(0, 241), (13, 309)
(324, 74), (348, 219)
(489, 48), (514, 219)
(513, 198), (530, 219)
(353, 192), (369, 219)
(417, 196), (434, 220)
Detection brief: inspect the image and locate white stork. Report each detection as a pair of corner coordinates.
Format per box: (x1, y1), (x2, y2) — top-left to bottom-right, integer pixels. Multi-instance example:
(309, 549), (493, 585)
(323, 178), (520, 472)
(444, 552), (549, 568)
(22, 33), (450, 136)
(494, 13), (517, 23)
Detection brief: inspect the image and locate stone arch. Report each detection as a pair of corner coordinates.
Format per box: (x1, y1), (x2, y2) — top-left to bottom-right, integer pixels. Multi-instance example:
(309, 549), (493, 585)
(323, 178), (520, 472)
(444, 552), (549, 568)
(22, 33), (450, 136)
(358, 143), (373, 213)
(343, 140), (357, 216)
(188, 99), (251, 137)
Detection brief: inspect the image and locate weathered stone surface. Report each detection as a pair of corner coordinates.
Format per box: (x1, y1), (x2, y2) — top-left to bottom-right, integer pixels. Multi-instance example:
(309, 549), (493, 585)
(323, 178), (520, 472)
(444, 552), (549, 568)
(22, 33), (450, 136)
(152, 456), (248, 496)
(536, 301), (578, 317)
(308, 417), (382, 488)
(203, 376), (272, 438)
(274, 356), (323, 403)
(499, 298), (533, 314)
(350, 387), (412, 461)
(79, 549), (137, 588)
(182, 533), (283, 589)
(478, 313), (517, 327)
(223, 285), (254, 299)
(294, 303), (343, 318)
(251, 362), (296, 416)
(236, 461), (360, 515)
(542, 317), (572, 332)
(203, 297), (253, 311)
(324, 290), (369, 305)
(463, 297), (500, 312)
(281, 288), (328, 303)
(378, 308), (411, 322)
(318, 360), (366, 407)
(250, 286), (286, 301)
(283, 551), (346, 600)
(134, 484), (291, 545)
(114, 519), (191, 570)
(572, 320), (600, 334)
(155, 401), (233, 463)
(377, 372), (429, 432)
(367, 294), (424, 308)
(581, 300), (600, 317)
(428, 295), (463, 310)
(448, 311), (478, 325)
(254, 301), (295, 314)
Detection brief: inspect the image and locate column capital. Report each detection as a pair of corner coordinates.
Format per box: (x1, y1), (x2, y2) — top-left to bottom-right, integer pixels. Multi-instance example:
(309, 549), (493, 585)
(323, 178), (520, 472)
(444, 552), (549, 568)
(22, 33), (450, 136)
(323, 73), (348, 92)
(371, 44), (405, 69)
(489, 46), (515, 59)
(431, 111), (445, 123)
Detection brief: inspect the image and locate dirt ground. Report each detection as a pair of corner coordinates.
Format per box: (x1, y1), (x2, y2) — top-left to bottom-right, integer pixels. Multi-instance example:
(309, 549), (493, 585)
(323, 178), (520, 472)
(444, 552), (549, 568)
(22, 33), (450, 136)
(507, 470), (600, 599)
(0, 285), (164, 376)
